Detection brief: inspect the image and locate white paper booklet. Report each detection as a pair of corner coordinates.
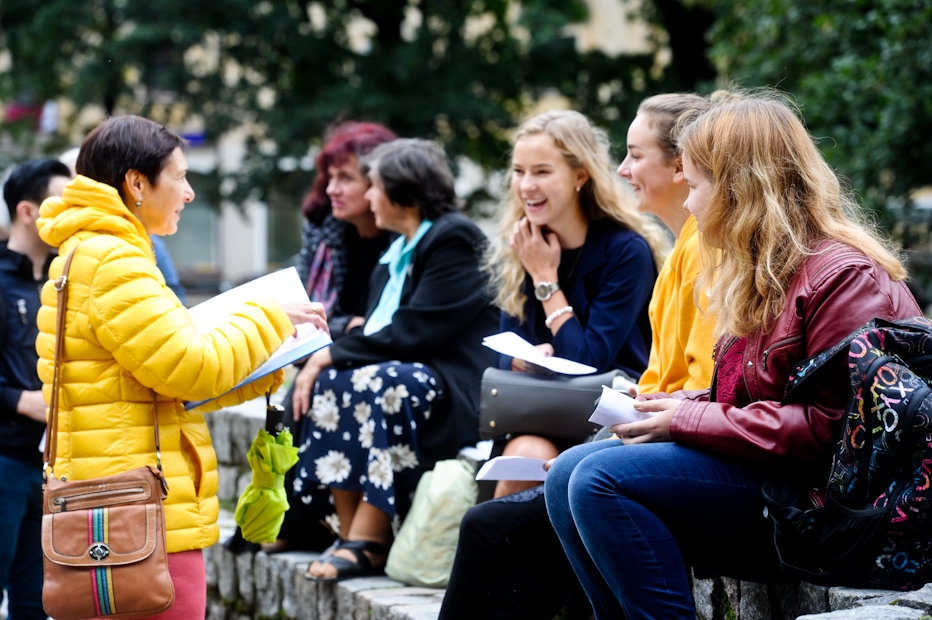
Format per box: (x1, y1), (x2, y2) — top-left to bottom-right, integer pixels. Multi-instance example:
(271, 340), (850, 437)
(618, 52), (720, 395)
(475, 456), (549, 482)
(482, 331), (596, 375)
(184, 267), (332, 409)
(588, 386), (657, 428)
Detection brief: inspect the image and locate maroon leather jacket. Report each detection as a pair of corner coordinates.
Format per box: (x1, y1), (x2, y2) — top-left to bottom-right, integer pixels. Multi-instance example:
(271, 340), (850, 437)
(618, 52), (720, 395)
(665, 242), (921, 470)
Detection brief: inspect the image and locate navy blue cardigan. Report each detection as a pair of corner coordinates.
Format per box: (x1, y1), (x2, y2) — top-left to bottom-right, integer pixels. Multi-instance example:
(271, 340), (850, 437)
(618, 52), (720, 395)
(498, 219), (656, 379)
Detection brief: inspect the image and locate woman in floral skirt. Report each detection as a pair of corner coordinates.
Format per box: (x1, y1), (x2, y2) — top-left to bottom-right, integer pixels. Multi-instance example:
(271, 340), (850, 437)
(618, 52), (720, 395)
(291, 139), (498, 581)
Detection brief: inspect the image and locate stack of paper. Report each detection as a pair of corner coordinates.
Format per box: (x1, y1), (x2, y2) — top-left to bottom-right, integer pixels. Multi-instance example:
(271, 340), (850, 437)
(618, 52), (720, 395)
(185, 267), (332, 409)
(482, 332), (596, 375)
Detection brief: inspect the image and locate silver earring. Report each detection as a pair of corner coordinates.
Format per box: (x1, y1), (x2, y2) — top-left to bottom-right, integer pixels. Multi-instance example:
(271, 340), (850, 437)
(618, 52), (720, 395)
(135, 200), (142, 207)
(575, 186), (581, 193)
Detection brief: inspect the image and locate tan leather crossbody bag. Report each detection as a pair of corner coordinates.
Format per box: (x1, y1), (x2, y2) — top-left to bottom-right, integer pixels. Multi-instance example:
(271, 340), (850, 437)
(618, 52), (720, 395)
(41, 246), (175, 619)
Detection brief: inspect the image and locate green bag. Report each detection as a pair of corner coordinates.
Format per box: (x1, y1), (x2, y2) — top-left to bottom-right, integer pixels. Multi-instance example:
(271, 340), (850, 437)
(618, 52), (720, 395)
(385, 458), (478, 587)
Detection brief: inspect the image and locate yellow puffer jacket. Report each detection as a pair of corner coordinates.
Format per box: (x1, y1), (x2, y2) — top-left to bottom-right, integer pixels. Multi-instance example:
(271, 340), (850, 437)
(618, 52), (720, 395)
(36, 175), (294, 553)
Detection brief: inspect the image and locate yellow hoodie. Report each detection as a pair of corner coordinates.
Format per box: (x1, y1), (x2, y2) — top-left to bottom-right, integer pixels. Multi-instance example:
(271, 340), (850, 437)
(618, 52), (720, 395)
(36, 176), (294, 552)
(637, 216), (716, 393)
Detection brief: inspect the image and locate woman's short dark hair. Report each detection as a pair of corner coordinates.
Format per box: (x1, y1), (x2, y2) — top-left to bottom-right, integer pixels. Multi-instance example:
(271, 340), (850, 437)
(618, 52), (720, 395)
(364, 139), (460, 221)
(76, 116), (184, 203)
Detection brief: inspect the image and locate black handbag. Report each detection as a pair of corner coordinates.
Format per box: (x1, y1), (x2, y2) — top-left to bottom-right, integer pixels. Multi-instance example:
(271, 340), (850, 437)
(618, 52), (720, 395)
(478, 367), (622, 443)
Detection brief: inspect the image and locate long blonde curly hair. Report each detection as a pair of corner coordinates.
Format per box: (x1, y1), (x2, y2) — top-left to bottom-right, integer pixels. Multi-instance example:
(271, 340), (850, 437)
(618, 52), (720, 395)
(677, 91), (907, 338)
(489, 110), (670, 321)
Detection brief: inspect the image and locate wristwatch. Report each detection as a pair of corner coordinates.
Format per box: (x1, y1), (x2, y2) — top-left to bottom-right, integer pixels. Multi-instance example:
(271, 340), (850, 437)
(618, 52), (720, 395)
(534, 281), (561, 301)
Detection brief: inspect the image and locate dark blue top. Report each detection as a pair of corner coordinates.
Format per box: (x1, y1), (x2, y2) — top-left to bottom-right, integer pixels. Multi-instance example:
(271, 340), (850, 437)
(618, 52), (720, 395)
(151, 235), (186, 305)
(0, 242), (49, 465)
(497, 219), (657, 379)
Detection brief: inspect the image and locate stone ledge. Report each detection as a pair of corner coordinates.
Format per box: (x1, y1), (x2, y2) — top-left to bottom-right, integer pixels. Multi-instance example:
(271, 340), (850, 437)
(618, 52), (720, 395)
(206, 403), (932, 620)
(205, 509), (445, 620)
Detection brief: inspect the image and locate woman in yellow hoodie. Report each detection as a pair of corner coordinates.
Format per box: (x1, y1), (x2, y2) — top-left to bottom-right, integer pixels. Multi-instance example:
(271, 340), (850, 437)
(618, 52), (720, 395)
(35, 116), (323, 618)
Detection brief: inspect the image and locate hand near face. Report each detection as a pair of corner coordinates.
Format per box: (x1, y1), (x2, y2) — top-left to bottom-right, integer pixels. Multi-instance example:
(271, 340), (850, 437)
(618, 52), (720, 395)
(610, 398), (679, 444)
(509, 217), (560, 283)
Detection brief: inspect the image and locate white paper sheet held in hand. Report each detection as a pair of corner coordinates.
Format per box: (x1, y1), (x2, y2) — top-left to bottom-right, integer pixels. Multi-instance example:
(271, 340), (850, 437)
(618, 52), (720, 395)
(588, 386), (657, 427)
(184, 267), (332, 409)
(482, 331), (596, 375)
(475, 456), (549, 482)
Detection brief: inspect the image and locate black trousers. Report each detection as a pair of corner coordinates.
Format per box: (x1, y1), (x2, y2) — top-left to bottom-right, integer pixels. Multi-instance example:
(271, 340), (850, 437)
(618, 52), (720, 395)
(439, 485), (592, 620)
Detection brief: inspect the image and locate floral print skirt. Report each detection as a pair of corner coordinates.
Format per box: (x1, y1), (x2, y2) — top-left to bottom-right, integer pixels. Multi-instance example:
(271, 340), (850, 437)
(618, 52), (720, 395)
(293, 361), (441, 531)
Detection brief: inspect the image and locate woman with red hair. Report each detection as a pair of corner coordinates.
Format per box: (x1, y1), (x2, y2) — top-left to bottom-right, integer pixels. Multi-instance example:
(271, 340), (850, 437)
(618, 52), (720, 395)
(298, 122), (397, 337)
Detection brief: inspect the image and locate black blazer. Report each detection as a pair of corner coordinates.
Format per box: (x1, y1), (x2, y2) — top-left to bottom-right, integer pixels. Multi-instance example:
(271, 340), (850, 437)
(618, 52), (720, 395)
(328, 212), (498, 467)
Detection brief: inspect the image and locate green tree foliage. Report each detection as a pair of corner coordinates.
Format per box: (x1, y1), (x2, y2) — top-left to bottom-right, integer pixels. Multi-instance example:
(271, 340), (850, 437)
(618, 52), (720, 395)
(0, 0), (701, 206)
(706, 0), (932, 215)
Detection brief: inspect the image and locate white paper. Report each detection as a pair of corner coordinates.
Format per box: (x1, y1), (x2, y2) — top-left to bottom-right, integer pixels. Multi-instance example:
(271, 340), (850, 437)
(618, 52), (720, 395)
(475, 456), (549, 481)
(588, 386), (656, 427)
(612, 374), (639, 395)
(183, 268), (333, 409)
(186, 267), (309, 331)
(482, 332), (596, 375)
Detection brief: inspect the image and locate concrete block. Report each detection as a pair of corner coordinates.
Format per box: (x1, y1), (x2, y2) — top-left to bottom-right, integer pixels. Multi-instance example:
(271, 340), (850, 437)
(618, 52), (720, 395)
(799, 582), (831, 615)
(204, 545), (219, 588)
(232, 413), (263, 465)
(798, 606), (925, 619)
(212, 410), (233, 463)
(235, 551), (254, 606)
(218, 546), (238, 601)
(316, 580), (339, 620)
(387, 602), (444, 620)
(236, 470), (253, 500)
(276, 552), (317, 619)
(217, 464), (239, 502)
(255, 551), (283, 617)
(294, 568), (320, 620)
(206, 599), (227, 620)
(369, 592), (445, 620)
(894, 582), (932, 614)
(345, 579), (414, 619)
(692, 575), (717, 620)
(829, 587), (901, 610)
(738, 581), (772, 620)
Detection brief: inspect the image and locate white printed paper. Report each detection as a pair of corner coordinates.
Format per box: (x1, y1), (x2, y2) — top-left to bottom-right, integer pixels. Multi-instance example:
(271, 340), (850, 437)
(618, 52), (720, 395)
(588, 386), (656, 427)
(186, 267), (310, 331)
(475, 456), (549, 482)
(184, 268), (332, 409)
(482, 332), (596, 375)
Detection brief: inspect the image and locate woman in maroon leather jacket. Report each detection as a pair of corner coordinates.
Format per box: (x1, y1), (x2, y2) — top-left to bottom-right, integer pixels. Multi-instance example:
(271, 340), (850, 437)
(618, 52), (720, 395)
(545, 92), (922, 620)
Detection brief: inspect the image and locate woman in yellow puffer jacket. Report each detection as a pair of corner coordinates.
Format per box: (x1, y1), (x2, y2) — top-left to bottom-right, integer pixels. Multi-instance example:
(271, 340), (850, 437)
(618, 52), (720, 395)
(35, 116), (325, 619)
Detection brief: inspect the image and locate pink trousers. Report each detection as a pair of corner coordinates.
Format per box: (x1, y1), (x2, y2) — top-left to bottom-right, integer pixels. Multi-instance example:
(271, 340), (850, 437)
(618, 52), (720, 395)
(147, 549), (206, 620)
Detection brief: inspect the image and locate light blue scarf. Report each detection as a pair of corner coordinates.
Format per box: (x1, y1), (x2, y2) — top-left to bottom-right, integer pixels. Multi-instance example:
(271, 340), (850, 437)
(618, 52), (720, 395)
(363, 219), (434, 336)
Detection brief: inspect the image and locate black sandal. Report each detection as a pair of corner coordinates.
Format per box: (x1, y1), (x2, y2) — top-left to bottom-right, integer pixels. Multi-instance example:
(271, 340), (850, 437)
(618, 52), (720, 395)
(304, 539), (390, 583)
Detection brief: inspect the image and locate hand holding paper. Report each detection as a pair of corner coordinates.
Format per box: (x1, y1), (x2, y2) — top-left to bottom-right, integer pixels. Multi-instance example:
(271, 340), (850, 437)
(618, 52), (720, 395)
(588, 386), (657, 427)
(482, 332), (596, 375)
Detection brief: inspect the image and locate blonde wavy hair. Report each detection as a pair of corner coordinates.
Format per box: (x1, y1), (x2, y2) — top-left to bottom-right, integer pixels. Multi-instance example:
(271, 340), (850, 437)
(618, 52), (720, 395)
(677, 90), (907, 338)
(489, 110), (670, 321)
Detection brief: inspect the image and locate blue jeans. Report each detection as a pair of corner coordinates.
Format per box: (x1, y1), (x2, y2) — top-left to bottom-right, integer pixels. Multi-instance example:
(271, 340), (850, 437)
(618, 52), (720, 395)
(0, 454), (45, 619)
(545, 440), (785, 620)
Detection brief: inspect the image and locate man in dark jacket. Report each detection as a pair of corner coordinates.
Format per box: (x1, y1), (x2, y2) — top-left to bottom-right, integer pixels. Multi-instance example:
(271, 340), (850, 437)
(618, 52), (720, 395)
(0, 158), (70, 619)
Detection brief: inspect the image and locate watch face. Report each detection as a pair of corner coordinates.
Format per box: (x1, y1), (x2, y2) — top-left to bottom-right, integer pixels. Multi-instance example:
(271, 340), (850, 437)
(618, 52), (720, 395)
(535, 282), (554, 301)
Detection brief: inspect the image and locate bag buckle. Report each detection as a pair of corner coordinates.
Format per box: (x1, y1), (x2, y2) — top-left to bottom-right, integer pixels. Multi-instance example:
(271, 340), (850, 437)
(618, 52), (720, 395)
(53, 275), (67, 292)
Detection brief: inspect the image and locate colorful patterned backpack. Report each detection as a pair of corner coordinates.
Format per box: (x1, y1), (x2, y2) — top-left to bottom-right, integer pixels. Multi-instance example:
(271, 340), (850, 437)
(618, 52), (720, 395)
(764, 316), (932, 591)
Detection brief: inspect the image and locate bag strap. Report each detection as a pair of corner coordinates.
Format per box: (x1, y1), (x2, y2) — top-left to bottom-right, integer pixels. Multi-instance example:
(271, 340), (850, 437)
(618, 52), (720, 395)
(44, 246), (165, 487)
